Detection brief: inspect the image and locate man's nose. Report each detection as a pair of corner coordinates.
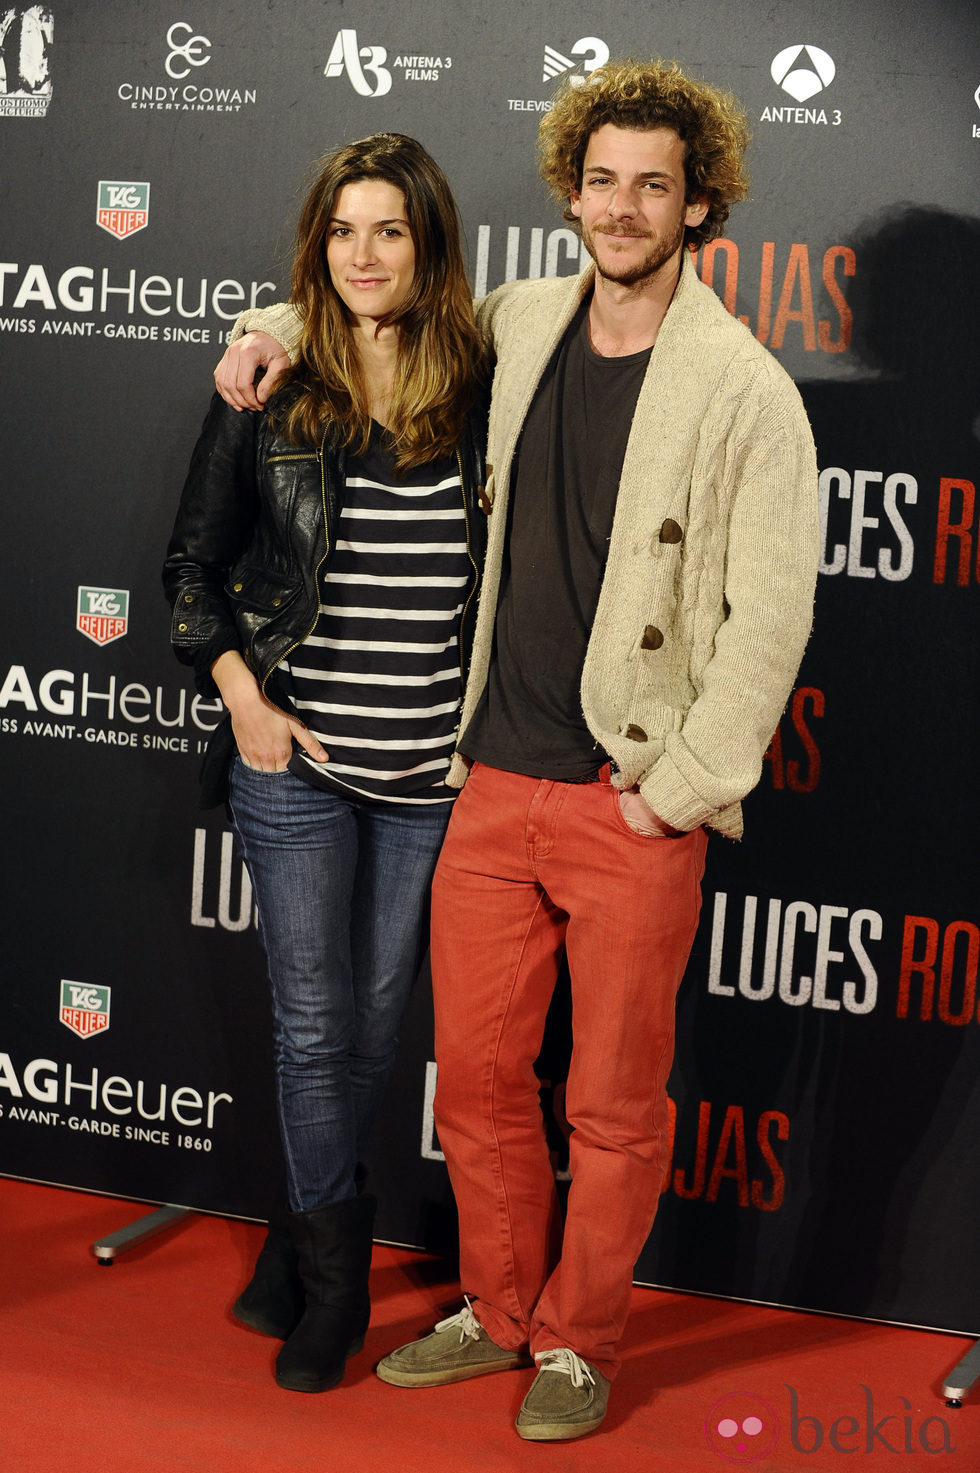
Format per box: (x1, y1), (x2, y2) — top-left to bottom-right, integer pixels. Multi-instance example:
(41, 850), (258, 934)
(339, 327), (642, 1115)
(607, 186), (638, 218)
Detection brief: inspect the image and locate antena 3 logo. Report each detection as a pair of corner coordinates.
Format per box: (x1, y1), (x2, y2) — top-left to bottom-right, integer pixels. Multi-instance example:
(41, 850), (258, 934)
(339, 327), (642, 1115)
(60, 981), (111, 1039)
(761, 45), (842, 129)
(323, 28), (452, 96)
(0, 4), (53, 117)
(97, 182), (149, 241)
(325, 28), (390, 97)
(771, 44), (835, 102)
(77, 586), (129, 647)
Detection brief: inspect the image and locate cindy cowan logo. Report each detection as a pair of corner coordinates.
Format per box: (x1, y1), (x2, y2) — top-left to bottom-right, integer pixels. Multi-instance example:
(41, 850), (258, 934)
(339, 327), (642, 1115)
(97, 182), (149, 241)
(117, 21), (255, 111)
(509, 35), (608, 113)
(166, 20), (209, 79)
(0, 4), (53, 117)
(77, 586), (129, 646)
(60, 982), (110, 1040)
(762, 44), (841, 127)
(323, 28), (452, 97)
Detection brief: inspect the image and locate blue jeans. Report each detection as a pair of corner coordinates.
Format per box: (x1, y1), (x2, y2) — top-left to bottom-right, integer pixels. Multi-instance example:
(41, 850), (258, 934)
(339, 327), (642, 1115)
(229, 760), (451, 1211)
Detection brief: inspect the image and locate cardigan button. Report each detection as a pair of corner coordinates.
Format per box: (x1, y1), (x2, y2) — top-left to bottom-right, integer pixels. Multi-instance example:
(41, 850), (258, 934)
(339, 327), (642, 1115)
(659, 518), (683, 543)
(477, 487), (492, 514)
(640, 626), (664, 650)
(625, 724), (648, 742)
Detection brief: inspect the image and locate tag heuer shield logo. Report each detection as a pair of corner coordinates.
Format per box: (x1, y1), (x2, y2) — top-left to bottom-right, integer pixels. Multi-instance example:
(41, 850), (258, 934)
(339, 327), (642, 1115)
(96, 180), (149, 239)
(60, 981), (111, 1039)
(77, 586), (129, 646)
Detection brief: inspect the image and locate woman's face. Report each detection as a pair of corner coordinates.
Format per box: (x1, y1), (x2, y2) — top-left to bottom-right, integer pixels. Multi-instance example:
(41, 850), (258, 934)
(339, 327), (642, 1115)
(325, 178), (416, 325)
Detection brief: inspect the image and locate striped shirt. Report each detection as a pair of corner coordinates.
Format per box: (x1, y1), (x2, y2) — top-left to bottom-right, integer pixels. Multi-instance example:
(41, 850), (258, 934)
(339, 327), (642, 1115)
(283, 426), (469, 804)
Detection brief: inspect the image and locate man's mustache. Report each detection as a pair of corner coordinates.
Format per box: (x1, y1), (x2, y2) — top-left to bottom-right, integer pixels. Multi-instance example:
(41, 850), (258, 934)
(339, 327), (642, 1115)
(593, 224), (652, 239)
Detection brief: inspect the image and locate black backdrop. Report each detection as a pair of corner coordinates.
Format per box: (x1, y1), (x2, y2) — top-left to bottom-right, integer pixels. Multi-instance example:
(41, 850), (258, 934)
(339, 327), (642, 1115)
(1, 0), (978, 1335)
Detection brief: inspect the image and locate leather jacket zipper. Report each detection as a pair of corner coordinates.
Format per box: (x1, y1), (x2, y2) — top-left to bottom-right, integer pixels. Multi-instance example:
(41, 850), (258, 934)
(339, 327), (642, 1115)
(260, 433), (331, 709)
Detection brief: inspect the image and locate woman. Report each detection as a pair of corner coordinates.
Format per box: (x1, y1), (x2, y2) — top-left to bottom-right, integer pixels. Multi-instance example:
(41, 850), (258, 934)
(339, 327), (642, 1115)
(163, 134), (487, 1394)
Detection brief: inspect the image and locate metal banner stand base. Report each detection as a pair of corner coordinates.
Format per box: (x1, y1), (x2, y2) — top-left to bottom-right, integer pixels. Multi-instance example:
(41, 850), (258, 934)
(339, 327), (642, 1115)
(92, 1204), (193, 1264)
(943, 1339), (980, 1408)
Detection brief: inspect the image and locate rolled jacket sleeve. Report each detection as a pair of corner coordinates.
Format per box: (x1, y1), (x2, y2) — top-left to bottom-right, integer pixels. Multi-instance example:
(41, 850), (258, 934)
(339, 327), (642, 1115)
(162, 392), (260, 696)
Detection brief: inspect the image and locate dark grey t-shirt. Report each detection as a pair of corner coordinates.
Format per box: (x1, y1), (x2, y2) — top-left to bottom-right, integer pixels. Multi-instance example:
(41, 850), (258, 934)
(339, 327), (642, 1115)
(461, 298), (650, 780)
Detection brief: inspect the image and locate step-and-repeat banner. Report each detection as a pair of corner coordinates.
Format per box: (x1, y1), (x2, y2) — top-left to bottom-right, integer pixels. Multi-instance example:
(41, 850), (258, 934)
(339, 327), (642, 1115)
(1, 1), (977, 1335)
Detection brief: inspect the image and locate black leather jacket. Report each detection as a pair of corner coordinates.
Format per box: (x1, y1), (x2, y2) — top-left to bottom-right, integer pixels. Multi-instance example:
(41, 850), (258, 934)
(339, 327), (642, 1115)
(163, 389), (489, 800)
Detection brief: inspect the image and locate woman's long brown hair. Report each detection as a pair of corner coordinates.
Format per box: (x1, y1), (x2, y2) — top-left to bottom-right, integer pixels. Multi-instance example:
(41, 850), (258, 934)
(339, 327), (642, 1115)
(276, 133), (484, 469)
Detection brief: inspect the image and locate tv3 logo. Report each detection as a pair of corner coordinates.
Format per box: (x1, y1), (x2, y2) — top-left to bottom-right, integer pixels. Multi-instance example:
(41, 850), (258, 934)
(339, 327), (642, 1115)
(542, 37), (609, 86)
(324, 29), (392, 97)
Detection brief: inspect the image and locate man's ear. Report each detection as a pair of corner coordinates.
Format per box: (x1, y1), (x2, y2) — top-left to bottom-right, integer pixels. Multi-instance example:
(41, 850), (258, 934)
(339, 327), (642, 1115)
(684, 196), (709, 228)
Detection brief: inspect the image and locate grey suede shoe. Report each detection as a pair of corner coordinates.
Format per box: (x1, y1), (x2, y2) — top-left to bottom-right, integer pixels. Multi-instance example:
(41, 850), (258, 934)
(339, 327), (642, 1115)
(376, 1298), (530, 1387)
(516, 1348), (611, 1441)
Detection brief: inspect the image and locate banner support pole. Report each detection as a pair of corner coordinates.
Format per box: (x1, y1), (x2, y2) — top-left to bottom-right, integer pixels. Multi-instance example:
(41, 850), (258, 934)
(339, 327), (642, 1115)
(943, 1340), (980, 1408)
(91, 1204), (193, 1264)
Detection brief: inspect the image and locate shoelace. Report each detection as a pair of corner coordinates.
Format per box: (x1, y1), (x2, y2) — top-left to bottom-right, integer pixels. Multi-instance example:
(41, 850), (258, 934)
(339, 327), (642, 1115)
(533, 1347), (596, 1388)
(434, 1295), (482, 1344)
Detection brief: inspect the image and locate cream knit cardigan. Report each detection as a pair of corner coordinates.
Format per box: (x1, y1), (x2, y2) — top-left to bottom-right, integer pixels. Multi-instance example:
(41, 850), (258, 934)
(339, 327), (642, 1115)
(234, 252), (818, 838)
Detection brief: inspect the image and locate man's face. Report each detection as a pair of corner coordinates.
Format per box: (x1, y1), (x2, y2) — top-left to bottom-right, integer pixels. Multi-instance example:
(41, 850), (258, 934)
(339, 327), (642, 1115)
(569, 124), (707, 289)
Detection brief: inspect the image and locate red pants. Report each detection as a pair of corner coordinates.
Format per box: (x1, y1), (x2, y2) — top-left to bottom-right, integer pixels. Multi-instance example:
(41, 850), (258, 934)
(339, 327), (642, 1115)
(431, 762), (708, 1379)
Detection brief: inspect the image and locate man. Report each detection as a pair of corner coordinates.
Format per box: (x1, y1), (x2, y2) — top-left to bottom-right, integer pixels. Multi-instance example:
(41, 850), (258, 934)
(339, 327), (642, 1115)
(214, 60), (819, 1441)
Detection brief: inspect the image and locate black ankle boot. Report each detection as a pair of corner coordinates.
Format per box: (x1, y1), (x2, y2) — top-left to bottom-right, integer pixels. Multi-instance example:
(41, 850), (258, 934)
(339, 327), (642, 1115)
(233, 1200), (305, 1339)
(275, 1194), (376, 1393)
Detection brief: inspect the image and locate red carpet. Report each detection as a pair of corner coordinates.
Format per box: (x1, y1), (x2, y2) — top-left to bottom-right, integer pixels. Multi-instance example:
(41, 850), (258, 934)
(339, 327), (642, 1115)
(2, 1176), (977, 1472)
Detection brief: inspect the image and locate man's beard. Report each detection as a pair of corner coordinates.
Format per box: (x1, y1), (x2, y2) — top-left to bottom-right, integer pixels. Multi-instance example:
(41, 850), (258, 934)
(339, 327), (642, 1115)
(582, 216), (685, 288)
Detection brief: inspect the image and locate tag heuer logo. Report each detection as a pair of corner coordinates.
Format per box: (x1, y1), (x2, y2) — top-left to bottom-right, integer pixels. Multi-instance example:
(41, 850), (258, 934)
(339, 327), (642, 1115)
(96, 180), (150, 239)
(77, 586), (129, 646)
(60, 981), (111, 1039)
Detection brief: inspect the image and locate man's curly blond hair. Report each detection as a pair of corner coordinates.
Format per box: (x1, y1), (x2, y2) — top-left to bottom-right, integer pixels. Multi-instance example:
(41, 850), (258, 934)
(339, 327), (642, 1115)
(538, 59), (750, 251)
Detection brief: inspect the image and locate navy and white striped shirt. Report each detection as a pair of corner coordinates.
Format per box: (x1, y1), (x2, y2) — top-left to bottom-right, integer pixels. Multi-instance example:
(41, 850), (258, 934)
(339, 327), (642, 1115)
(283, 426), (470, 804)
